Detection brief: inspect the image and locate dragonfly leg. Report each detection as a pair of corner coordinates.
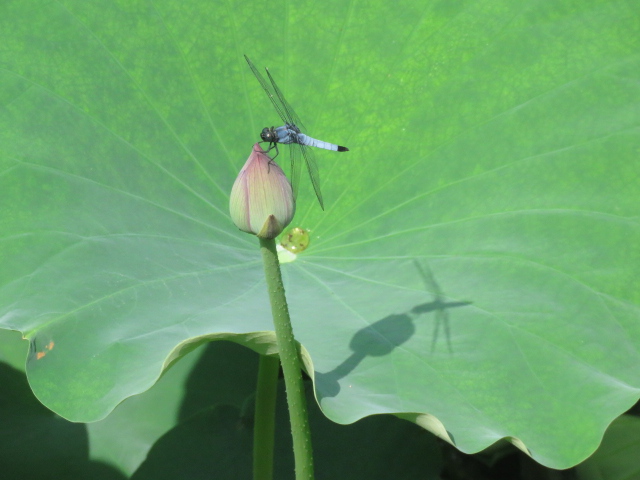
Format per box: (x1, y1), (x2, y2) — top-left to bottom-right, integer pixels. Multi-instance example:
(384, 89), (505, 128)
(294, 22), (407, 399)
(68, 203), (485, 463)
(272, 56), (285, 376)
(266, 142), (279, 160)
(263, 142), (280, 173)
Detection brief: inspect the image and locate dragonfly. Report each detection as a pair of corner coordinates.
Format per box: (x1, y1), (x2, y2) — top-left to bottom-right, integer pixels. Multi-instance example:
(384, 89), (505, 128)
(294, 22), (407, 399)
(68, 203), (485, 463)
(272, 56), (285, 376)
(244, 55), (349, 210)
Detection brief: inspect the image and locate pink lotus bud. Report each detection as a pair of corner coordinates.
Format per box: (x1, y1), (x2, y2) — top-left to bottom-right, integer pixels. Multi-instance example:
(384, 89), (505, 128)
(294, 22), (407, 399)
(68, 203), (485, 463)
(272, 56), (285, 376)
(229, 144), (295, 239)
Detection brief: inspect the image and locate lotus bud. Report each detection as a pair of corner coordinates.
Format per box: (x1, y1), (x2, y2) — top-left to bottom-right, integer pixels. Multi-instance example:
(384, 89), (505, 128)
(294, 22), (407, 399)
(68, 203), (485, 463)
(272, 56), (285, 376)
(230, 143), (295, 239)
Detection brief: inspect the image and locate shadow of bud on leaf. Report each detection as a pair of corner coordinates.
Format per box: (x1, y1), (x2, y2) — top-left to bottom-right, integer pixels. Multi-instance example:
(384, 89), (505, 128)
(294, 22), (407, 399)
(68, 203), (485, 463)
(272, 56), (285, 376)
(350, 314), (415, 357)
(315, 314), (414, 399)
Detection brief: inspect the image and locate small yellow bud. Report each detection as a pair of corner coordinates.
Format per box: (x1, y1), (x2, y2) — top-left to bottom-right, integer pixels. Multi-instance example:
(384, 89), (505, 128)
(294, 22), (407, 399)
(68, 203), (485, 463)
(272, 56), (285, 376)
(229, 144), (295, 239)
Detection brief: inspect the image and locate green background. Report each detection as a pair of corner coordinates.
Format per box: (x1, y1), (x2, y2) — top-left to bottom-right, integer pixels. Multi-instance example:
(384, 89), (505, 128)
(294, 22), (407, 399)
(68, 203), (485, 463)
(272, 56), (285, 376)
(1, 0), (639, 472)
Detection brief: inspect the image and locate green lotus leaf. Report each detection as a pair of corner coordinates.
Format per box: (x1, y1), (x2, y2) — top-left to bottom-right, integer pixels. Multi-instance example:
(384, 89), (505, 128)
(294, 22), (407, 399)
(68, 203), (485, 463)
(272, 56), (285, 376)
(1, 0), (639, 469)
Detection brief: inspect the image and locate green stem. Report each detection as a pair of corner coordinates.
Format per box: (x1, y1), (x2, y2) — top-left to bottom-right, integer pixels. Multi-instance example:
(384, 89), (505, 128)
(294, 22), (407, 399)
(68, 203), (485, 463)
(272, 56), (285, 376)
(253, 354), (280, 480)
(259, 237), (314, 480)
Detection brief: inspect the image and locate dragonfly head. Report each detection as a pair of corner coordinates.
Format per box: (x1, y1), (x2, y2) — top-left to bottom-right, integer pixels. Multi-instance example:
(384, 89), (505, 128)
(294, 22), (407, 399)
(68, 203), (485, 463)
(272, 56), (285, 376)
(260, 127), (276, 143)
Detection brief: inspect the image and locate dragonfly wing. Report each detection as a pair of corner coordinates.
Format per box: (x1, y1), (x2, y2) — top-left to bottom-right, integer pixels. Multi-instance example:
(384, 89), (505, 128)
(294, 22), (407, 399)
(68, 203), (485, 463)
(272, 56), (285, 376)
(265, 67), (307, 132)
(244, 55), (288, 125)
(289, 143), (303, 204)
(299, 143), (324, 210)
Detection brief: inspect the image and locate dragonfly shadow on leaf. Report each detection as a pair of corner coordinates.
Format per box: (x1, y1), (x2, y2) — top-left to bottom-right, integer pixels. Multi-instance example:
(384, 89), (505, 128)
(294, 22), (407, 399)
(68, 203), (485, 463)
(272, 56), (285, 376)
(315, 261), (471, 400)
(411, 260), (472, 355)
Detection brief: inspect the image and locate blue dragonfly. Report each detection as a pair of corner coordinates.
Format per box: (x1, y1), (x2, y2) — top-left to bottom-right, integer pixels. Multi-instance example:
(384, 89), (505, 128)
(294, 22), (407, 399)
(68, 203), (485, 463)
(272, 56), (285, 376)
(244, 55), (349, 210)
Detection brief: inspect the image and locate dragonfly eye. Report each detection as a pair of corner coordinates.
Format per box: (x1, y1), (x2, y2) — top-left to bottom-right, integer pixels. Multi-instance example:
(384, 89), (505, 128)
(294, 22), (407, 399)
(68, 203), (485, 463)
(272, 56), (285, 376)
(260, 127), (274, 142)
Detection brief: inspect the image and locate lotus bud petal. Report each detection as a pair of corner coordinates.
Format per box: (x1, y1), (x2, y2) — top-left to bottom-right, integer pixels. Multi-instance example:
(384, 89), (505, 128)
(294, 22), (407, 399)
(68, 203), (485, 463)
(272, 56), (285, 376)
(230, 144), (295, 239)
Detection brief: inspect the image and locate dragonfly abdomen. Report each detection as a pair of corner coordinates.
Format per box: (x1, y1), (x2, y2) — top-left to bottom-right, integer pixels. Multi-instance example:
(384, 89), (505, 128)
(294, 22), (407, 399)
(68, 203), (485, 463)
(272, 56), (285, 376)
(296, 132), (349, 152)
